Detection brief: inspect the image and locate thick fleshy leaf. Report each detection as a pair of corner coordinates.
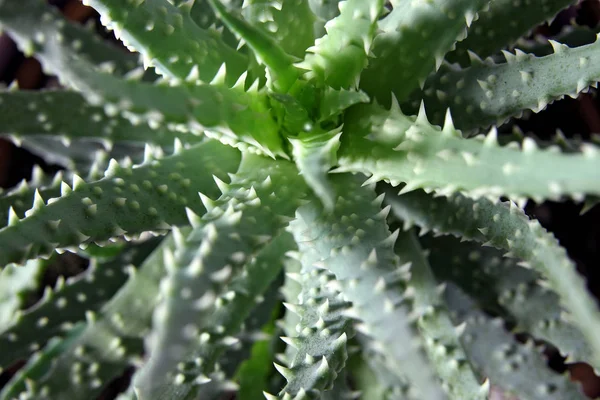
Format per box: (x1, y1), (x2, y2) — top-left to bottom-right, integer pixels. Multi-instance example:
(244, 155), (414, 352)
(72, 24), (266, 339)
(297, 0), (385, 89)
(289, 174), (447, 399)
(424, 234), (593, 366)
(384, 187), (600, 370)
(0, 140), (240, 267)
(349, 347), (413, 400)
(134, 154), (309, 398)
(0, 323), (88, 400)
(85, 0), (250, 84)
(242, 0), (316, 58)
(394, 231), (487, 399)
(337, 102), (600, 202)
(0, 90), (198, 148)
(208, 0), (301, 93)
(268, 262), (351, 399)
(0, 239), (159, 371)
(0, 259), (47, 334)
(408, 36), (600, 131)
(0, 0), (285, 158)
(289, 128), (342, 210)
(444, 284), (587, 400)
(361, 0), (490, 104)
(0, 0), (147, 80)
(445, 0), (577, 65)
(136, 233), (294, 400)
(0, 232), (182, 399)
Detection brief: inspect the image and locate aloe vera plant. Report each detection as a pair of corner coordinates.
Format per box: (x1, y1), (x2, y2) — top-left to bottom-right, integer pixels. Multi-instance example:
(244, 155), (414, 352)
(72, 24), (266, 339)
(0, 0), (599, 399)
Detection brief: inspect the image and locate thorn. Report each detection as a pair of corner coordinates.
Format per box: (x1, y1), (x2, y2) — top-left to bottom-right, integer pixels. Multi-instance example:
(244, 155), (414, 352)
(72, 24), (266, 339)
(483, 127), (498, 147)
(8, 207), (19, 226)
(442, 109), (456, 136)
(285, 272), (302, 283)
(316, 356), (330, 375)
(282, 302), (301, 316)
(32, 189), (45, 210)
(105, 159), (121, 177)
(143, 143), (155, 162)
(548, 39), (566, 54)
(72, 174), (85, 190)
(172, 226), (186, 247)
(198, 192), (216, 212)
(280, 336), (300, 349)
(213, 175), (229, 194)
(263, 392), (278, 400)
(210, 63), (227, 86)
(185, 65), (200, 82)
(434, 54), (444, 71)
(416, 101), (428, 124)
(233, 71), (248, 89)
(185, 207), (202, 228)
(454, 322), (467, 336)
(380, 229), (399, 248)
(465, 10), (475, 27)
(273, 363), (294, 381)
(467, 50), (483, 65)
(173, 138), (184, 154)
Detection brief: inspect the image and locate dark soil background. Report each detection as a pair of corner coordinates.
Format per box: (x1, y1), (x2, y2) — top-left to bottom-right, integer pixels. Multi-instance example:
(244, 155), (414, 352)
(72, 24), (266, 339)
(0, 1), (599, 399)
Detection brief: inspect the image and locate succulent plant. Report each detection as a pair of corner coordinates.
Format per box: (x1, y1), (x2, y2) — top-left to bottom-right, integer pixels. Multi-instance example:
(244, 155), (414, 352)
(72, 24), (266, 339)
(0, 0), (599, 399)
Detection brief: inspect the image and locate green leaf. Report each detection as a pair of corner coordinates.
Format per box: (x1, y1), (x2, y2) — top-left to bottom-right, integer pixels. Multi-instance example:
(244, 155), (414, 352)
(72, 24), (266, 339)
(408, 35), (600, 131)
(394, 231), (487, 399)
(289, 174), (446, 399)
(85, 0), (250, 85)
(360, 0), (491, 104)
(197, 273), (286, 400)
(309, 0), (341, 24)
(297, 0), (385, 89)
(1, 0), (285, 158)
(190, 0), (243, 30)
(445, 0), (577, 65)
(336, 102), (600, 202)
(0, 258), (47, 333)
(268, 91), (312, 134)
(0, 90), (200, 148)
(318, 87), (370, 123)
(0, 0), (144, 80)
(383, 187), (600, 371)
(134, 154), (309, 398)
(242, 0), (316, 58)
(444, 284), (587, 400)
(63, 61), (285, 157)
(0, 240), (159, 371)
(189, 0), (250, 51)
(17, 137), (145, 174)
(321, 371), (357, 400)
(189, 0), (267, 86)
(514, 25), (600, 59)
(0, 140), (240, 266)
(424, 234), (594, 367)
(270, 265), (351, 399)
(208, 0), (301, 93)
(349, 348), (414, 400)
(289, 128), (342, 210)
(279, 258), (303, 364)
(0, 150), (152, 231)
(0, 322), (87, 400)
(236, 315), (278, 400)
(136, 233), (294, 400)
(0, 169), (68, 229)
(3, 231), (184, 399)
